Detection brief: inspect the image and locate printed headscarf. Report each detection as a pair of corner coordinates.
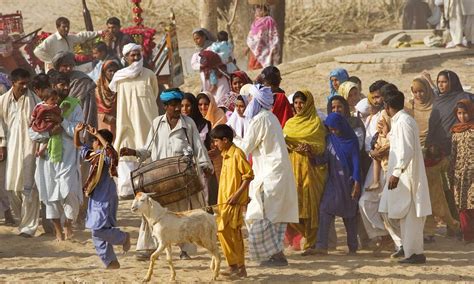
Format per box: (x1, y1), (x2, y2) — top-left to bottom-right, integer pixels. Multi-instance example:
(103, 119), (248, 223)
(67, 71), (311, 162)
(243, 84), (273, 120)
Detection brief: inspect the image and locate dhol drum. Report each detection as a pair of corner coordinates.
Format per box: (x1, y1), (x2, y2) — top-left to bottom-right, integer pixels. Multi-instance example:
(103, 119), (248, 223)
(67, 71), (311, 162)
(131, 155), (203, 205)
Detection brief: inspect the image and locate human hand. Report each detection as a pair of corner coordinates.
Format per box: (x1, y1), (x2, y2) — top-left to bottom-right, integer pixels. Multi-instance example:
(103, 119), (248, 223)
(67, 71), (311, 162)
(351, 181), (361, 200)
(227, 193), (240, 205)
(0, 147), (6, 162)
(377, 119), (389, 134)
(86, 125), (97, 136)
(50, 124), (63, 135)
(75, 122), (86, 132)
(44, 113), (62, 124)
(119, 147), (136, 157)
(388, 175), (399, 190)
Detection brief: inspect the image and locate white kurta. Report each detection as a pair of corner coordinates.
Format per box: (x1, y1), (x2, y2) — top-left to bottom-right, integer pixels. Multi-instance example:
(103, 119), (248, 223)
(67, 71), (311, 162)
(113, 68), (159, 197)
(33, 31), (99, 72)
(462, 0), (474, 41)
(234, 110), (298, 224)
(379, 110), (432, 258)
(135, 114), (213, 251)
(443, 0), (464, 45)
(29, 105), (84, 220)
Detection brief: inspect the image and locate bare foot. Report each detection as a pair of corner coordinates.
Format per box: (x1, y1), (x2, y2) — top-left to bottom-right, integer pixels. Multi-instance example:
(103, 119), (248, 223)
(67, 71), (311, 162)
(106, 260), (120, 269)
(64, 221), (74, 240)
(365, 182), (380, 192)
(122, 232), (131, 254)
(55, 231), (64, 242)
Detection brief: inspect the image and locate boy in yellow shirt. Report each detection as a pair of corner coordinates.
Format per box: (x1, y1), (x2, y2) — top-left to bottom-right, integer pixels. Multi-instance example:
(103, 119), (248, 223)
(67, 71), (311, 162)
(210, 124), (253, 278)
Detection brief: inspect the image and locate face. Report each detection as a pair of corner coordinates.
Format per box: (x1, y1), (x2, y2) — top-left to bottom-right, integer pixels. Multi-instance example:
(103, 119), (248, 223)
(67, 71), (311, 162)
(371, 90), (383, 107)
(383, 102), (396, 117)
(12, 78), (30, 96)
(328, 127), (341, 136)
(193, 33), (205, 47)
(198, 98), (210, 117)
(181, 99), (192, 116)
(105, 65), (119, 81)
(92, 48), (107, 61)
(34, 87), (49, 100)
(232, 77), (244, 93)
(92, 138), (101, 151)
(125, 50), (142, 65)
(107, 23), (120, 36)
(294, 97), (305, 114)
(330, 76), (340, 91)
(212, 138), (228, 151)
(53, 82), (69, 99)
(456, 108), (470, 123)
(437, 75), (450, 94)
(57, 22), (69, 38)
(331, 100), (345, 115)
(254, 6), (266, 18)
(235, 99), (246, 117)
(45, 94), (59, 106)
(58, 63), (74, 74)
(411, 84), (426, 104)
(347, 88), (361, 107)
(165, 100), (182, 119)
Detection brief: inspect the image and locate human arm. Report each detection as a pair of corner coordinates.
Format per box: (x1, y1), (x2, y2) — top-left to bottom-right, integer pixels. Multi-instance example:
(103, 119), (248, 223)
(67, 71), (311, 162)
(71, 31), (100, 45)
(189, 119), (214, 174)
(227, 150), (254, 205)
(73, 122), (86, 148)
(0, 116), (6, 161)
(134, 119), (157, 161)
(33, 36), (53, 63)
(233, 117), (263, 156)
(388, 119), (415, 190)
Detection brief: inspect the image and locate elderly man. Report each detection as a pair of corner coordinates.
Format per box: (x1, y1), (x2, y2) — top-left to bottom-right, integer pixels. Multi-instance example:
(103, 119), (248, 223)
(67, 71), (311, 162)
(34, 17), (99, 72)
(29, 72), (84, 241)
(0, 68), (41, 237)
(234, 85), (298, 267)
(379, 88), (432, 264)
(110, 43), (159, 199)
(120, 88), (213, 260)
(50, 51), (98, 142)
(103, 17), (134, 59)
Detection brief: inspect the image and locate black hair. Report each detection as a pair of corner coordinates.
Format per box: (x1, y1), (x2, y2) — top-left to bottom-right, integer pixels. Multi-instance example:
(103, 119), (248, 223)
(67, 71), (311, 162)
(10, 68), (30, 82)
(210, 124), (234, 142)
(48, 71), (70, 85)
(254, 4), (270, 12)
(327, 95), (350, 118)
(106, 17), (121, 26)
(437, 70), (463, 93)
(193, 30), (208, 40)
(93, 42), (108, 53)
(31, 73), (50, 90)
(383, 89), (405, 111)
(348, 76), (361, 86)
(96, 129), (114, 145)
(196, 92), (211, 104)
(292, 91), (307, 103)
(236, 95), (246, 103)
(261, 66), (281, 86)
(380, 83), (399, 97)
(369, 80), (389, 93)
(41, 88), (59, 101)
(217, 31), (228, 42)
(56, 17), (70, 28)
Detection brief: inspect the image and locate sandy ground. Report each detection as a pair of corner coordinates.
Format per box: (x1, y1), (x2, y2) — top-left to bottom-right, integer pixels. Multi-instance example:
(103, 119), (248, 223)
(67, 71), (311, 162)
(1, 42), (474, 282)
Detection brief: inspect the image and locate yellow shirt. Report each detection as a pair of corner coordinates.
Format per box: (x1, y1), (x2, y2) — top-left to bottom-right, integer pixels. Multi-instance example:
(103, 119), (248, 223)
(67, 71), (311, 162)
(217, 143), (253, 231)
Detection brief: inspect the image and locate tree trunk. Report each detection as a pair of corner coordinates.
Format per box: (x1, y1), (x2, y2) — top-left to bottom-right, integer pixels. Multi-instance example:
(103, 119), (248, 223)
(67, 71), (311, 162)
(200, 0), (218, 36)
(273, 0), (285, 64)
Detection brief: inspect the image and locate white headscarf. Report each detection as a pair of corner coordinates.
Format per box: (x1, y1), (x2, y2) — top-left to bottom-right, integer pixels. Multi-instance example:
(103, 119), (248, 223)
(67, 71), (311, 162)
(243, 84), (273, 120)
(109, 43), (143, 92)
(227, 95), (249, 138)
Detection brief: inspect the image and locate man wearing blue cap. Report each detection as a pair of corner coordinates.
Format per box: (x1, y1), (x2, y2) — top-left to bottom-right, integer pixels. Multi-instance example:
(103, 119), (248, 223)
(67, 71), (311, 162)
(121, 88), (213, 260)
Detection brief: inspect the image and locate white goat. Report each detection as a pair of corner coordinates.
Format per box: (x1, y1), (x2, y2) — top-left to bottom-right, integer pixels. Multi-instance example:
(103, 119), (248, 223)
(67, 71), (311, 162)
(131, 192), (221, 282)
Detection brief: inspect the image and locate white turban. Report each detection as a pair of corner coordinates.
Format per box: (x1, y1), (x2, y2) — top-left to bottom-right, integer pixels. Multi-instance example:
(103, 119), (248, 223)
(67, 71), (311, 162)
(244, 84), (274, 120)
(122, 43), (142, 56)
(355, 98), (371, 116)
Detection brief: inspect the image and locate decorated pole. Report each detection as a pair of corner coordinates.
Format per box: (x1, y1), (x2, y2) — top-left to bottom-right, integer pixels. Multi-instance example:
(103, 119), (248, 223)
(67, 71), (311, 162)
(131, 0), (144, 27)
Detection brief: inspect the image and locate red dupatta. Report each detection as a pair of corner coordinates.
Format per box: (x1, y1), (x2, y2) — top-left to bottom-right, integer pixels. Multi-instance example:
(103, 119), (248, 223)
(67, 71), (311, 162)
(272, 92), (293, 128)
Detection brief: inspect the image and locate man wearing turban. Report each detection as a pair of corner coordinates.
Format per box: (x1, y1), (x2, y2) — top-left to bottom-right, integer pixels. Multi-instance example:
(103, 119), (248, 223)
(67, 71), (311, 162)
(120, 88), (213, 260)
(111, 43), (159, 199)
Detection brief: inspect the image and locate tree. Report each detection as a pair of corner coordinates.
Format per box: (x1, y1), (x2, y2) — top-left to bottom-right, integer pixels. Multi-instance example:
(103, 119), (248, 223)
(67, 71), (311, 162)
(200, 0), (218, 36)
(273, 0), (285, 64)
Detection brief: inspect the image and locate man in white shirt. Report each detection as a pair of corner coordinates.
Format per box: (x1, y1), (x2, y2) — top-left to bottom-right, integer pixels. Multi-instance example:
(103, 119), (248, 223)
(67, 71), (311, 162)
(378, 88), (432, 264)
(34, 17), (99, 72)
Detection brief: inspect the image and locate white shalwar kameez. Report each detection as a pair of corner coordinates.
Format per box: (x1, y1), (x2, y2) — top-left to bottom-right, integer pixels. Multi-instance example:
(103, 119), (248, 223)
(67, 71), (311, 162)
(135, 114), (213, 252)
(379, 110), (432, 258)
(29, 105), (84, 221)
(0, 89), (41, 235)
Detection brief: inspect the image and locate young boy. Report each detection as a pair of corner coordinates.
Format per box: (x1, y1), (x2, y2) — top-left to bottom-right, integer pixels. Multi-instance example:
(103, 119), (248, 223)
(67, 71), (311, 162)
(74, 123), (130, 269)
(210, 124), (253, 278)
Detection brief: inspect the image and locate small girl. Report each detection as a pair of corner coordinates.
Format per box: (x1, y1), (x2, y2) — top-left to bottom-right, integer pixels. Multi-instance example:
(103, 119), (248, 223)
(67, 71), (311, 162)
(226, 95), (249, 138)
(74, 123), (130, 269)
(210, 31), (238, 74)
(30, 89), (66, 158)
(366, 110), (391, 191)
(450, 99), (474, 244)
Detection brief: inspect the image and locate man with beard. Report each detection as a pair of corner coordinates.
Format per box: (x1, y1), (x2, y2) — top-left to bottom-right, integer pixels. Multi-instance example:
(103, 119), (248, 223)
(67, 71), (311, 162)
(358, 80), (401, 255)
(29, 72), (83, 241)
(0, 68), (41, 237)
(110, 43), (159, 200)
(34, 17), (99, 72)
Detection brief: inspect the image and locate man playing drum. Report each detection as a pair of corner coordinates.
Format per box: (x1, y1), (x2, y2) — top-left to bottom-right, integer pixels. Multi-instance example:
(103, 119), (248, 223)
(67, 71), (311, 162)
(120, 88), (213, 260)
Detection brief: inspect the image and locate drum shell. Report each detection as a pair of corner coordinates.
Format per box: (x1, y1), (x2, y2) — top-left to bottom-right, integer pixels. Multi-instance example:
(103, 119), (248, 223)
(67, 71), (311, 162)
(131, 156), (203, 205)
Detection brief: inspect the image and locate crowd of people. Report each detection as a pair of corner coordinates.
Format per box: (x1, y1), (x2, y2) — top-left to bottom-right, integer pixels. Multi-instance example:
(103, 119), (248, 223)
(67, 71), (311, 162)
(0, 7), (473, 280)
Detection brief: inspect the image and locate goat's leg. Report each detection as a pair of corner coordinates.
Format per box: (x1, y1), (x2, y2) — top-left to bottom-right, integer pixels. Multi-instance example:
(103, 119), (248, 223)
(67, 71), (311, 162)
(165, 245), (176, 281)
(207, 247), (221, 280)
(143, 243), (165, 282)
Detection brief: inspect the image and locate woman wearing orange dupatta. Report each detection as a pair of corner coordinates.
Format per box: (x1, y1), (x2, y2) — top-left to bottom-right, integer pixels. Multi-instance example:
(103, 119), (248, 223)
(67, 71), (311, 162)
(95, 60), (120, 136)
(283, 90), (327, 255)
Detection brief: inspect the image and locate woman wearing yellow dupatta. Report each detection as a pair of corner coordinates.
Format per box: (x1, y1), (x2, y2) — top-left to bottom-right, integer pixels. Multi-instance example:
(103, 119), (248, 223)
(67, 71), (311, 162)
(283, 90), (327, 256)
